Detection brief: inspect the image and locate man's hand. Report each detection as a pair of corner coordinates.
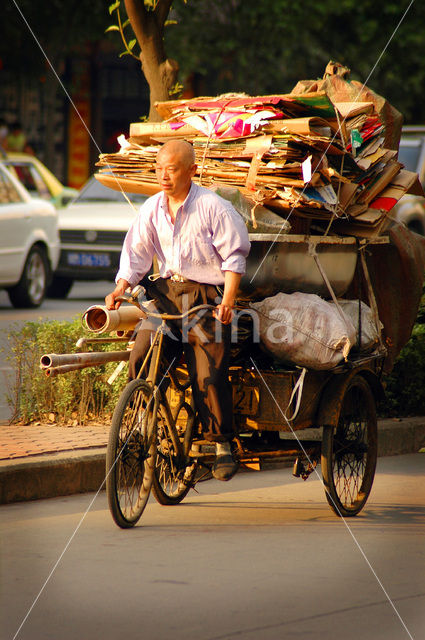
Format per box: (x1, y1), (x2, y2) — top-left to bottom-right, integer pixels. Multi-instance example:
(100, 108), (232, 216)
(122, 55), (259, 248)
(105, 279), (129, 310)
(214, 303), (233, 325)
(213, 270), (241, 324)
(104, 291), (121, 310)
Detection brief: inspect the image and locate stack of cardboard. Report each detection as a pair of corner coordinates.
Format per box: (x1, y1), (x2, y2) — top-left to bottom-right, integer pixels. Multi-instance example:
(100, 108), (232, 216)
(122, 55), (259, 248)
(96, 64), (423, 238)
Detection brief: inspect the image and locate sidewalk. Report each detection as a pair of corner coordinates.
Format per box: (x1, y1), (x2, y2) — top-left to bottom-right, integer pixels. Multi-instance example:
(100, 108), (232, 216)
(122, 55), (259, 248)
(1, 418), (425, 504)
(0, 423), (109, 504)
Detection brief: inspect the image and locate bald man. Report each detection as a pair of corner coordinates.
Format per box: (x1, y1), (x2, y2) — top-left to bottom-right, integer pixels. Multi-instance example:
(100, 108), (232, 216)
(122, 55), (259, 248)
(106, 140), (250, 480)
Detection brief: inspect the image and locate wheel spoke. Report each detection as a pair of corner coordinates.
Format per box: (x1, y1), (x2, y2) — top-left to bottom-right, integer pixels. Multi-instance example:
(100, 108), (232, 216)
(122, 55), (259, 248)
(322, 376), (377, 517)
(151, 397), (197, 505)
(106, 380), (157, 528)
(27, 253), (45, 302)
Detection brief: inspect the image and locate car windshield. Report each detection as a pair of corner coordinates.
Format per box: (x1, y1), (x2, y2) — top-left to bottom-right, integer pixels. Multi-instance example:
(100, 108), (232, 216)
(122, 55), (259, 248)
(74, 177), (148, 204)
(4, 162), (51, 200)
(397, 139), (423, 173)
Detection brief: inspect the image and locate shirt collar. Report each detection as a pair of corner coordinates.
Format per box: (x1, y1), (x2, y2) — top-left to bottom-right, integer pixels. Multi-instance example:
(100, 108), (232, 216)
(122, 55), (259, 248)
(160, 181), (197, 213)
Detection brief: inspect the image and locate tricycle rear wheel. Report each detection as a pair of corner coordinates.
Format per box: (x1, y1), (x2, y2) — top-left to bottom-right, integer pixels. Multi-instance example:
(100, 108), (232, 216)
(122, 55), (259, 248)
(321, 375), (377, 517)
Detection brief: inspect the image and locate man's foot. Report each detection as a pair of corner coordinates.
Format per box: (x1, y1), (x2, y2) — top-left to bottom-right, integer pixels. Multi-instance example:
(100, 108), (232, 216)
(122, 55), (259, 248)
(212, 442), (238, 481)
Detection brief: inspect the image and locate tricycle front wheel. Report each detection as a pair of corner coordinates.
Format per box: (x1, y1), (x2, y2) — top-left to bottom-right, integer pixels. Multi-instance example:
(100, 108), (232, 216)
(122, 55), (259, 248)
(321, 375), (377, 517)
(106, 379), (157, 528)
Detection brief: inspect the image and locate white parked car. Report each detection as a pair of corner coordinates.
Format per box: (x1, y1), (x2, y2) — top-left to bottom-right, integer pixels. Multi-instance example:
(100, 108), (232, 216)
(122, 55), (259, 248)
(393, 128), (425, 235)
(0, 162), (59, 308)
(48, 176), (147, 298)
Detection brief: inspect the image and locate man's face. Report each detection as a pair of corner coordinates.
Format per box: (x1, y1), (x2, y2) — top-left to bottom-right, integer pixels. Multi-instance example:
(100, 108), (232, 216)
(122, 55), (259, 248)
(155, 150), (197, 200)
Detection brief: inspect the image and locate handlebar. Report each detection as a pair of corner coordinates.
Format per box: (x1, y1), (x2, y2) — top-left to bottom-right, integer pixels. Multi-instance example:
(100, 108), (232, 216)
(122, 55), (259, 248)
(116, 290), (216, 322)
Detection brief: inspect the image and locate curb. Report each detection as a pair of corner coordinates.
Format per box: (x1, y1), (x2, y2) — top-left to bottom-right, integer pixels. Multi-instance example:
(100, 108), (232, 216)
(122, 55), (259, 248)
(377, 417), (425, 456)
(1, 419), (424, 505)
(0, 449), (106, 504)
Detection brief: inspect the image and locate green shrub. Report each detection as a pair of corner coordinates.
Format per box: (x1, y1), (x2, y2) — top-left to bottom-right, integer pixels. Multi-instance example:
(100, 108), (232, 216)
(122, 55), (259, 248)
(380, 324), (425, 416)
(5, 316), (127, 424)
(379, 290), (425, 417)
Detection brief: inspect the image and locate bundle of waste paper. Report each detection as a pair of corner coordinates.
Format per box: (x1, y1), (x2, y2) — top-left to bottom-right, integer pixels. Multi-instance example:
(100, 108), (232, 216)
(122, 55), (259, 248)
(96, 61), (423, 239)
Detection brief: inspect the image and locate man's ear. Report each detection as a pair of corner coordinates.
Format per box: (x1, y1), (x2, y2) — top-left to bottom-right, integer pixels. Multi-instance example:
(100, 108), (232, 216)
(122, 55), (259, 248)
(190, 163), (198, 177)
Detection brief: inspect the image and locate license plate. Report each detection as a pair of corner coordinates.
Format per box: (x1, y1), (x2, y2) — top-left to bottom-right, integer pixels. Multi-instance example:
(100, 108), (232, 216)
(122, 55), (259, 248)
(232, 384), (260, 415)
(66, 252), (111, 267)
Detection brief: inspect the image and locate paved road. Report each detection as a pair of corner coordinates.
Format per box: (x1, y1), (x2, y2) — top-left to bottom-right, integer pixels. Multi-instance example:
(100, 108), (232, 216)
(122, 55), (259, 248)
(0, 282), (112, 422)
(1, 453), (424, 640)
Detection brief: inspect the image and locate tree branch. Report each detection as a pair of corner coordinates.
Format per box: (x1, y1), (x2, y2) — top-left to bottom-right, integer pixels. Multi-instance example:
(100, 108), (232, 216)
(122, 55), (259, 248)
(123, 0), (150, 45)
(123, 0), (178, 120)
(155, 0), (174, 28)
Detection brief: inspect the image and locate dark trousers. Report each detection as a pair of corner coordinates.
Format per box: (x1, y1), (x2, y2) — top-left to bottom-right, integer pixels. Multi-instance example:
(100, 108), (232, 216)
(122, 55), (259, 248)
(129, 278), (233, 443)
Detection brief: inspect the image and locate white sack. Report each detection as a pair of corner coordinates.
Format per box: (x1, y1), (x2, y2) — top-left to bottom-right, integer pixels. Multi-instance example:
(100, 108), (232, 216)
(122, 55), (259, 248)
(250, 292), (356, 370)
(331, 299), (383, 351)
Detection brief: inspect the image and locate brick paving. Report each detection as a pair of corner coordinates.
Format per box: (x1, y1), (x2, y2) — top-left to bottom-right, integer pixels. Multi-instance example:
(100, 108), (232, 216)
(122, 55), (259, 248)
(0, 423), (109, 460)
(1, 418), (424, 463)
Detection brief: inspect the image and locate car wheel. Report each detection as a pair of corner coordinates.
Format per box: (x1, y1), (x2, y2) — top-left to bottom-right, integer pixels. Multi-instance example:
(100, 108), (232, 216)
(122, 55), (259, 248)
(7, 245), (49, 308)
(46, 275), (74, 299)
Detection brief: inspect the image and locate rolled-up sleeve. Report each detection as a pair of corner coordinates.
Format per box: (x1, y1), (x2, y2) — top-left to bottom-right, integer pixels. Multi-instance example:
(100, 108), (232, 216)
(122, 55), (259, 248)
(116, 204), (156, 286)
(211, 204), (251, 274)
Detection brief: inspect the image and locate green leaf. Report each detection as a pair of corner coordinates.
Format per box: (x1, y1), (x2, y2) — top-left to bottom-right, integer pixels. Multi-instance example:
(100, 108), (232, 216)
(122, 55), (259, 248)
(109, 1), (121, 15)
(165, 20), (178, 26)
(122, 19), (130, 28)
(119, 50), (130, 57)
(105, 25), (120, 33)
(128, 39), (137, 50)
(168, 81), (184, 97)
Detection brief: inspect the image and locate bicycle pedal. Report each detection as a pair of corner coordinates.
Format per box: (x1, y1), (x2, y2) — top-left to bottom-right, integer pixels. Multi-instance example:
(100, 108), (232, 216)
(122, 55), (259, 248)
(292, 457), (316, 481)
(184, 480), (199, 493)
(292, 457), (304, 478)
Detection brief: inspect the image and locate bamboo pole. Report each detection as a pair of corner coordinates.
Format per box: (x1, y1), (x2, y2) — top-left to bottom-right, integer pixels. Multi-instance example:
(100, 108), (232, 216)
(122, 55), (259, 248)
(44, 355), (129, 377)
(40, 350), (130, 370)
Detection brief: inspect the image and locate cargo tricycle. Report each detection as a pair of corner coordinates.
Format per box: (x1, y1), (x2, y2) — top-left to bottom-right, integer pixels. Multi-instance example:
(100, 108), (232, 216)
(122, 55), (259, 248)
(103, 234), (386, 528)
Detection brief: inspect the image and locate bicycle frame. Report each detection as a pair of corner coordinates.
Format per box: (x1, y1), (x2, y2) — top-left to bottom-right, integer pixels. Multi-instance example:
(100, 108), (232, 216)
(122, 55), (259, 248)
(115, 291), (215, 464)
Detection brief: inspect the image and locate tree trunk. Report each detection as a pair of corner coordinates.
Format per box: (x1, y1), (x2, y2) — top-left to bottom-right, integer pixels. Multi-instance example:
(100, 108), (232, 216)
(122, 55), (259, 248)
(140, 51), (178, 121)
(124, 0), (178, 122)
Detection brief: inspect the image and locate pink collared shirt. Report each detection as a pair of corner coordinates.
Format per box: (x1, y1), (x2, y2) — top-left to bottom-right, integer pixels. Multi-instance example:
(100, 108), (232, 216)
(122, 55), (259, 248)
(116, 183), (250, 287)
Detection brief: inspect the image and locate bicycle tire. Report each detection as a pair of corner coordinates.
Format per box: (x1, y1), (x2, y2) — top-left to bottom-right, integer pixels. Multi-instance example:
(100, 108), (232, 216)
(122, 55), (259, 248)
(106, 379), (157, 528)
(321, 375), (377, 517)
(152, 398), (198, 505)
